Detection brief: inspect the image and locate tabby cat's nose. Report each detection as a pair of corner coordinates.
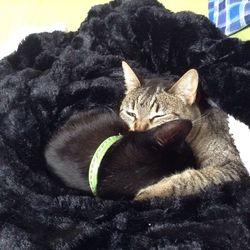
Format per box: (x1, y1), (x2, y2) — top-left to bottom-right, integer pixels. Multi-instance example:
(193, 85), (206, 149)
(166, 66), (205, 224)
(134, 121), (149, 131)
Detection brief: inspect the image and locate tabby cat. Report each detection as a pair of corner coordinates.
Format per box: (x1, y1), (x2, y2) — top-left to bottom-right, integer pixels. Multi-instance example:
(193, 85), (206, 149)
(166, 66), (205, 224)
(120, 61), (249, 200)
(45, 108), (196, 200)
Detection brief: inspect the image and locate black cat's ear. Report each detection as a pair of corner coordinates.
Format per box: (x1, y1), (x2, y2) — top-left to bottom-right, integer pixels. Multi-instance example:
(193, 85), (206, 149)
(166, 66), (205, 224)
(122, 61), (144, 93)
(153, 119), (192, 147)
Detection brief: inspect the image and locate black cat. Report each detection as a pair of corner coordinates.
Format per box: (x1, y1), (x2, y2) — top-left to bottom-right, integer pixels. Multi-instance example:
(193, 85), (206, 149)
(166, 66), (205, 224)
(45, 108), (196, 200)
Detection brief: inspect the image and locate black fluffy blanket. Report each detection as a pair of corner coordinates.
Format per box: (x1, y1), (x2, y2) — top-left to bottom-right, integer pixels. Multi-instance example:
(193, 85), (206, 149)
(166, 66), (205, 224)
(0, 0), (250, 249)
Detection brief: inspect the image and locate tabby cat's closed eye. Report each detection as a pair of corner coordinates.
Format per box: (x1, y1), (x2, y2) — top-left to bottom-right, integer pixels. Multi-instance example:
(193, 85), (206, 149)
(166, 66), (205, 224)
(150, 114), (168, 121)
(126, 111), (136, 118)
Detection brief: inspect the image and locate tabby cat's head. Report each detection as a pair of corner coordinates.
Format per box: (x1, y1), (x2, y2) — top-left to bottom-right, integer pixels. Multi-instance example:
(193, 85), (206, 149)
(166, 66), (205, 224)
(120, 61), (201, 131)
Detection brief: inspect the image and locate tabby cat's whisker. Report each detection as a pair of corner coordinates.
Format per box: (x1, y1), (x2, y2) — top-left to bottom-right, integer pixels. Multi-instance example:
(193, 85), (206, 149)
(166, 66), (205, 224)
(192, 111), (212, 125)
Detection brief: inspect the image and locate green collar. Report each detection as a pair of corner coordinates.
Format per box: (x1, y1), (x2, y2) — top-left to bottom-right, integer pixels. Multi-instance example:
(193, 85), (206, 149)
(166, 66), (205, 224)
(88, 134), (123, 196)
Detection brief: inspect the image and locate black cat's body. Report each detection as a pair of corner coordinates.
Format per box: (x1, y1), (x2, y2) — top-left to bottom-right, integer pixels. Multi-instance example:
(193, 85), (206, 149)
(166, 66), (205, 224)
(45, 109), (196, 200)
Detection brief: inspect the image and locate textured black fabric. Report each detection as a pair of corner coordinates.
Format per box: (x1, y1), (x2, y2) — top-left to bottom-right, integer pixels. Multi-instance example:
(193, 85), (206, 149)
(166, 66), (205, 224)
(0, 0), (250, 249)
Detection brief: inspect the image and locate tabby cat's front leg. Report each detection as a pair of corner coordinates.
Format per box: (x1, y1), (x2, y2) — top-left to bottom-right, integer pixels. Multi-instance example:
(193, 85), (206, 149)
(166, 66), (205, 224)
(134, 168), (206, 200)
(135, 163), (247, 200)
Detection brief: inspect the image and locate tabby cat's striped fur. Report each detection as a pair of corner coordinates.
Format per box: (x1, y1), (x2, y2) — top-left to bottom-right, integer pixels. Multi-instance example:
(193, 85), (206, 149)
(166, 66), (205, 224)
(120, 61), (249, 200)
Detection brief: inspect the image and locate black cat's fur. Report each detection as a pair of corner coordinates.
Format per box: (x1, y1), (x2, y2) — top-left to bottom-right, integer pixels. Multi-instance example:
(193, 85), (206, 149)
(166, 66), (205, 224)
(45, 108), (196, 200)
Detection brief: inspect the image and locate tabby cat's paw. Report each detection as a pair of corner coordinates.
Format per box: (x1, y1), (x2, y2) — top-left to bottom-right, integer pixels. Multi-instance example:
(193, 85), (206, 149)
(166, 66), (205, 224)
(134, 188), (154, 201)
(134, 181), (174, 201)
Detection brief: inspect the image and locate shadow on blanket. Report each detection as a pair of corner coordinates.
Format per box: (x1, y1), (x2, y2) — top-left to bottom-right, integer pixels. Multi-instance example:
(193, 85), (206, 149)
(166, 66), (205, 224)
(0, 0), (250, 249)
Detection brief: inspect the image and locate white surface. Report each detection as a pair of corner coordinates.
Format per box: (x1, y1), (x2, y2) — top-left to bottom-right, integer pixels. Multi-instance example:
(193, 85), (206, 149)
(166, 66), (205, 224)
(228, 115), (250, 173)
(0, 27), (250, 173)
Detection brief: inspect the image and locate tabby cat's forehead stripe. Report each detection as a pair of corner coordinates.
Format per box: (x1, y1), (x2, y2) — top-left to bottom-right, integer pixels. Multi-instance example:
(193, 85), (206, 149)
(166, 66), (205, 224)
(154, 102), (160, 112)
(137, 89), (149, 104)
(136, 87), (159, 106)
(131, 100), (136, 110)
(149, 97), (157, 109)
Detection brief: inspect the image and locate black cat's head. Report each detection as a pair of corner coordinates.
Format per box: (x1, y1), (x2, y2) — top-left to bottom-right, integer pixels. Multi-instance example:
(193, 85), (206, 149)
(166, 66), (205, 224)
(97, 119), (196, 200)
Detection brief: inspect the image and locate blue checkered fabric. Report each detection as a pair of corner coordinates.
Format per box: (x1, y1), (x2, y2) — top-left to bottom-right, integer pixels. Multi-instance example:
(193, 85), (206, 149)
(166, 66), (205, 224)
(209, 0), (250, 35)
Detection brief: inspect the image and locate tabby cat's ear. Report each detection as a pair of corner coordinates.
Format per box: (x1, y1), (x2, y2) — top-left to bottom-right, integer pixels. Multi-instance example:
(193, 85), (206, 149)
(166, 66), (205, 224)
(169, 69), (199, 105)
(122, 61), (143, 93)
(153, 119), (192, 147)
